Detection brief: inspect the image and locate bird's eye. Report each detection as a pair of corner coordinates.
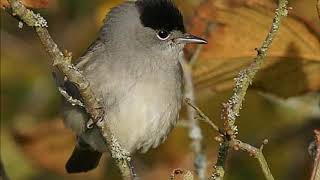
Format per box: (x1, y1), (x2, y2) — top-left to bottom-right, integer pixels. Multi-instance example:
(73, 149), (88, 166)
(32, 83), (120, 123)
(157, 30), (170, 40)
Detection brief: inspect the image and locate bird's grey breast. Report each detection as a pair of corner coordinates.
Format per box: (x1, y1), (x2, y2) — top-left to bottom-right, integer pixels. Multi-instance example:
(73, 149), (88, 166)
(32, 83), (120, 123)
(82, 50), (183, 153)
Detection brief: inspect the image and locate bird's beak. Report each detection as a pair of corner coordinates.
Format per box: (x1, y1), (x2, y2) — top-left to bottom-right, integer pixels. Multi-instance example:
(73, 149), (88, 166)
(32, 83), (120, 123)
(175, 34), (207, 44)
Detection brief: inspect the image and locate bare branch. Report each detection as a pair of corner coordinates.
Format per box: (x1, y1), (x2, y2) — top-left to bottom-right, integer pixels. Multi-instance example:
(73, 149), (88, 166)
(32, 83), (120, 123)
(182, 22), (214, 180)
(212, 0), (289, 179)
(185, 98), (221, 133)
(185, 98), (274, 180)
(5, 1), (134, 179)
(7, 0), (103, 121)
(182, 60), (207, 180)
(229, 139), (274, 180)
(223, 0), (289, 138)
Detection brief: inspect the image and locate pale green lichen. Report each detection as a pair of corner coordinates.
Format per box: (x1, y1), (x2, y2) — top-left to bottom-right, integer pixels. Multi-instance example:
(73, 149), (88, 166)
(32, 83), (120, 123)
(9, 0), (47, 28)
(225, 0), (289, 132)
(27, 9), (48, 27)
(213, 1), (288, 180)
(110, 135), (131, 162)
(210, 166), (225, 180)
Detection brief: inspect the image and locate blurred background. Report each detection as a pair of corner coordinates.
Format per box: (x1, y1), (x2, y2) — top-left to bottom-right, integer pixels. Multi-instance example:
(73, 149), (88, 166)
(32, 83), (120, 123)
(1, 0), (320, 179)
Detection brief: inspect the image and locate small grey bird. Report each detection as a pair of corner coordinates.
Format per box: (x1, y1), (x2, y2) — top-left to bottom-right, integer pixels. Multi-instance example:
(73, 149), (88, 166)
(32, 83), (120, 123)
(62, 0), (207, 173)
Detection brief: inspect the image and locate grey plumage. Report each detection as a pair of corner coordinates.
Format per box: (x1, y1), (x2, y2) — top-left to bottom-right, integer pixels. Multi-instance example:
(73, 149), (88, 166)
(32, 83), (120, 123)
(62, 0), (207, 173)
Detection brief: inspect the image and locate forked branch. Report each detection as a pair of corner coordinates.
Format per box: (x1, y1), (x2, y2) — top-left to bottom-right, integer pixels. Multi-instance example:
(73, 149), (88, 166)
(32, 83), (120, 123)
(212, 0), (288, 179)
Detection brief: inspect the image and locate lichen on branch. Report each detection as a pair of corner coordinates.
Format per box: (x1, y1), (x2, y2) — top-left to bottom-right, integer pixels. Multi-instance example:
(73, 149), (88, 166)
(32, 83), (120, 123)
(211, 0), (289, 179)
(6, 0), (134, 179)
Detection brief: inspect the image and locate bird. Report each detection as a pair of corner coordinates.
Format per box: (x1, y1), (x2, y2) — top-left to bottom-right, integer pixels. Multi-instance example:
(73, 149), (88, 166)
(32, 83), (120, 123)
(61, 0), (207, 173)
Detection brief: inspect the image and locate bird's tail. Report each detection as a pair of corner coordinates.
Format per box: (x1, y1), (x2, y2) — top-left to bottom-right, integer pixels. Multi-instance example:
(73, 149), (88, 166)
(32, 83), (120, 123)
(65, 145), (102, 173)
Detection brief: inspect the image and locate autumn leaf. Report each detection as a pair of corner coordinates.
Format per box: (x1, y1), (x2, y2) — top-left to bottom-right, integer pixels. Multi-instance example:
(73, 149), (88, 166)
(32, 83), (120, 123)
(186, 0), (320, 98)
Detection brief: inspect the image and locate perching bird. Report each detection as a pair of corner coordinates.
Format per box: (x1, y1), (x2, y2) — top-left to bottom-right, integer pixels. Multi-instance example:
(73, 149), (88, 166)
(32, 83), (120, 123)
(62, 0), (207, 173)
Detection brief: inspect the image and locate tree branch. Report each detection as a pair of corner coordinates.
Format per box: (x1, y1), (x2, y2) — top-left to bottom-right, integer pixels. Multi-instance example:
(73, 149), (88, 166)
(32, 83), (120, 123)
(186, 100), (274, 180)
(229, 139), (273, 180)
(185, 98), (221, 133)
(5, 1), (134, 179)
(182, 21), (214, 180)
(211, 0), (288, 179)
(222, 0), (289, 138)
(182, 60), (207, 180)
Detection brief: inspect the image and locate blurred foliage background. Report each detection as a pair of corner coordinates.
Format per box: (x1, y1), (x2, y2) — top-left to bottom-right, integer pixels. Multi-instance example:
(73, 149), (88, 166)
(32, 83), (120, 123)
(1, 0), (320, 179)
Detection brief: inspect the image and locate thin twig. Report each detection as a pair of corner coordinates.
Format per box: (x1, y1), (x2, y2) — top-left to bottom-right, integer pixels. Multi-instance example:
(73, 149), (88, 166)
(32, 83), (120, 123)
(189, 102), (274, 180)
(5, 1), (134, 179)
(310, 130), (320, 180)
(185, 98), (221, 133)
(229, 139), (273, 180)
(223, 0), (289, 137)
(182, 21), (214, 180)
(6, 0), (103, 122)
(212, 0), (288, 179)
(182, 59), (207, 180)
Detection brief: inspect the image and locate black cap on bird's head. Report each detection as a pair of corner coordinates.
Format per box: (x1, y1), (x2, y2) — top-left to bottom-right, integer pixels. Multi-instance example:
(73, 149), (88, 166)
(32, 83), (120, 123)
(136, 0), (185, 33)
(135, 0), (207, 44)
